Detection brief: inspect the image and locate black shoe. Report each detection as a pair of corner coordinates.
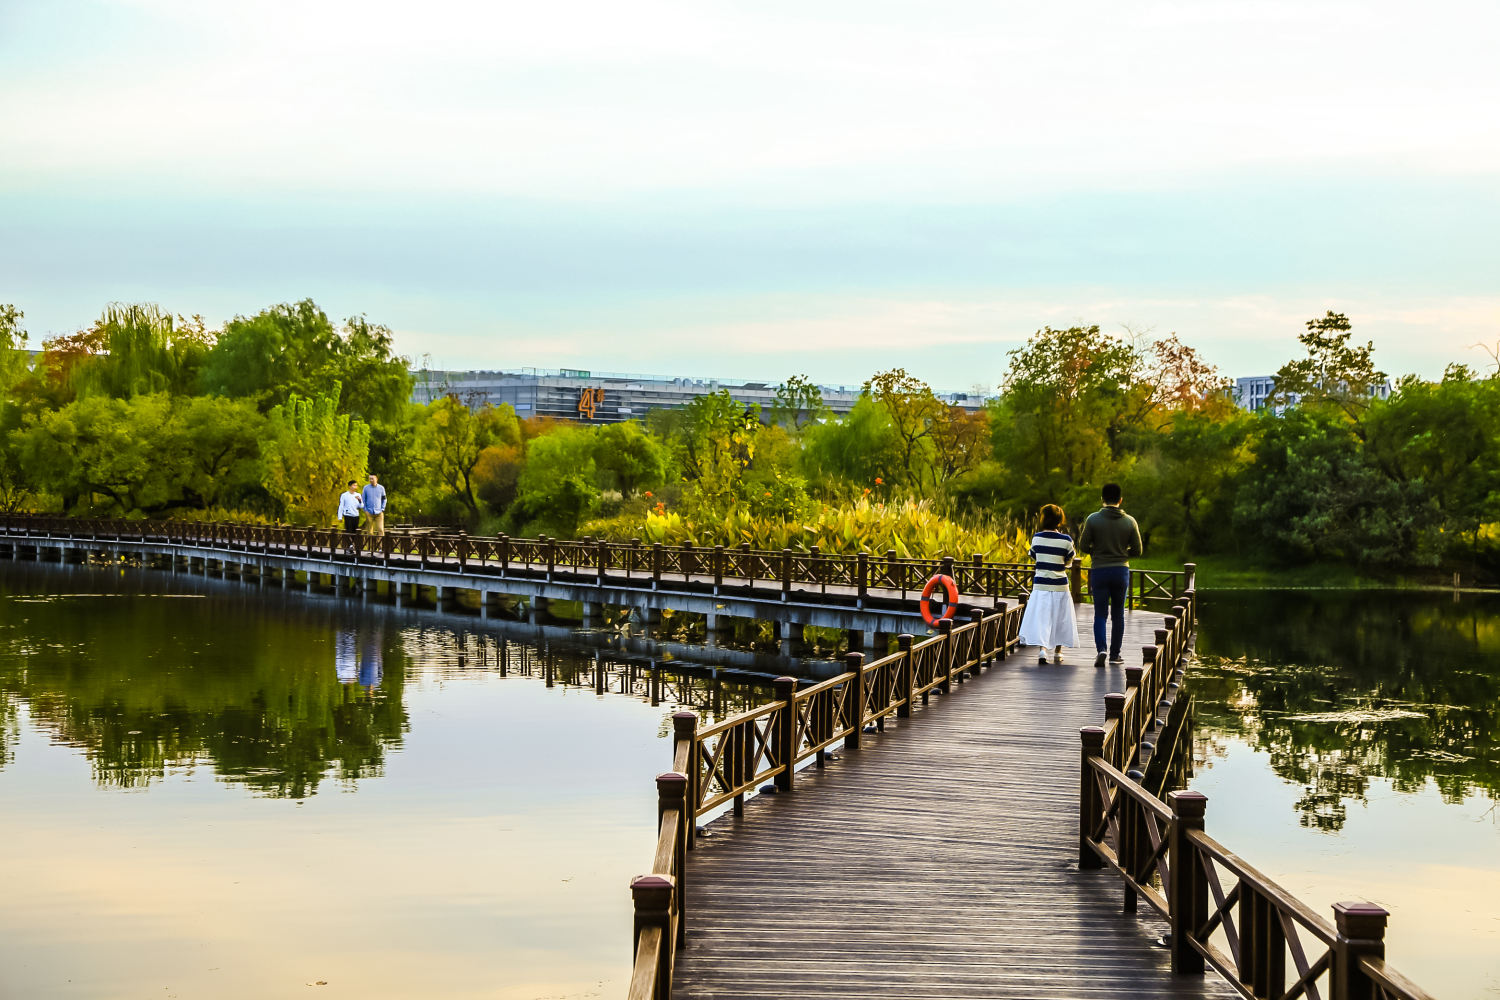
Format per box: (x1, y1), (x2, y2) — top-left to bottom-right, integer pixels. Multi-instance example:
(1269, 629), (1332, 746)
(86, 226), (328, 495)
(1093, 652), (1106, 668)
(1037, 654), (1049, 665)
(1109, 655), (1126, 665)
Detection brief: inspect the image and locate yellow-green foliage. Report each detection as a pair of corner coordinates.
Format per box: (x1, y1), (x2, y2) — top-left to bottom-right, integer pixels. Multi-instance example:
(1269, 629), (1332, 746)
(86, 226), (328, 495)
(586, 497), (1029, 562)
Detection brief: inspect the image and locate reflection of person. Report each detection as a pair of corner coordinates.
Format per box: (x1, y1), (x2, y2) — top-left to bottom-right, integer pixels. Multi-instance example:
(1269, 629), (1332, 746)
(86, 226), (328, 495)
(1078, 482), (1143, 668)
(1017, 504), (1078, 665)
(338, 481), (363, 552)
(335, 630), (358, 684)
(362, 474), (387, 537)
(358, 633), (383, 690)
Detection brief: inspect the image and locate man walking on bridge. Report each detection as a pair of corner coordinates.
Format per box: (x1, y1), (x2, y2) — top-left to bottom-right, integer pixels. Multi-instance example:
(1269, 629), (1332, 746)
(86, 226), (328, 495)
(1078, 482), (1142, 669)
(362, 474), (387, 536)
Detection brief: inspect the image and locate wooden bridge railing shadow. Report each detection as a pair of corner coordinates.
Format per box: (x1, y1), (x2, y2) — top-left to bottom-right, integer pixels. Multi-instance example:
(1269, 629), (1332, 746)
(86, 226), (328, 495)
(1080, 604), (1438, 1000)
(625, 602), (1026, 999)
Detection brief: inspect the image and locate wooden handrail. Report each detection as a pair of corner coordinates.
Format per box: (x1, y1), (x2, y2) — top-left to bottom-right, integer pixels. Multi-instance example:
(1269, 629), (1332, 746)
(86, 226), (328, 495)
(0, 514), (1189, 607)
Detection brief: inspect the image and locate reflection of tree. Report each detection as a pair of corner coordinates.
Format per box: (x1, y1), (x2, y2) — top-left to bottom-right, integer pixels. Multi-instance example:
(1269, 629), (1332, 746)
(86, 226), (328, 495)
(1195, 591), (1500, 830)
(0, 584), (407, 798)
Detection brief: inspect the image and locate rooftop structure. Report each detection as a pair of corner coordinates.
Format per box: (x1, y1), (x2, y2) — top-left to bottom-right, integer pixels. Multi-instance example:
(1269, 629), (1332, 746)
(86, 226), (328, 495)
(412, 367), (990, 423)
(1233, 375), (1392, 413)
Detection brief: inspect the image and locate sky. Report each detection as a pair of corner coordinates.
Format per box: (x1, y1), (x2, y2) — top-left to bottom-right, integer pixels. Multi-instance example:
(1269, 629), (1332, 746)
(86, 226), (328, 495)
(2, 0), (1497, 391)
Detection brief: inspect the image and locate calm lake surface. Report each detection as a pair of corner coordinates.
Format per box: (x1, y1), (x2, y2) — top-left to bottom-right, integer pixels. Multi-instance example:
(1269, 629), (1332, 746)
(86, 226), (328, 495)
(1192, 590), (1500, 999)
(4, 563), (1497, 999)
(0, 561), (765, 1000)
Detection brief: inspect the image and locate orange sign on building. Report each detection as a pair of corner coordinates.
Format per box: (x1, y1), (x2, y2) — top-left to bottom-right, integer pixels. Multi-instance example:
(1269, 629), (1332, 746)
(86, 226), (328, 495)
(577, 386), (606, 419)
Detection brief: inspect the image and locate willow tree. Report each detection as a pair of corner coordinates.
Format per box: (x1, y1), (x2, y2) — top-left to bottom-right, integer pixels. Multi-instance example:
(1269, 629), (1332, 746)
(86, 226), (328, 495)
(261, 385), (371, 525)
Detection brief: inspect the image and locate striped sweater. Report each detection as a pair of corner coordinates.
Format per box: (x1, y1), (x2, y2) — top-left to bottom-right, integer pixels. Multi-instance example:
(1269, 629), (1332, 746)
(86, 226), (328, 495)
(1029, 530), (1075, 593)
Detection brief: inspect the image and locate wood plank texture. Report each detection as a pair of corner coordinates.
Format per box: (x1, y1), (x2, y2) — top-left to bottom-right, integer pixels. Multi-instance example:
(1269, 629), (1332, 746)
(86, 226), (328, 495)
(674, 609), (1235, 999)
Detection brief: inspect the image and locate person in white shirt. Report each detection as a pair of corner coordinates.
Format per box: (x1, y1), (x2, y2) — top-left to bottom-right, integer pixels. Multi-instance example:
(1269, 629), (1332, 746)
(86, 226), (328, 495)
(338, 481), (363, 538)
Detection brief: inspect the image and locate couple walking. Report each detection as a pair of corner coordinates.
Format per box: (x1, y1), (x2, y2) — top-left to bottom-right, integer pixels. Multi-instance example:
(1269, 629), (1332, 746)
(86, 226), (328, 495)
(338, 475), (388, 537)
(1017, 483), (1143, 669)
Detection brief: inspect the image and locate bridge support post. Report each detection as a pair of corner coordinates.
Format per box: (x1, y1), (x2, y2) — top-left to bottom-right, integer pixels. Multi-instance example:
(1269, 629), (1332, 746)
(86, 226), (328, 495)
(843, 652), (865, 750)
(773, 676), (797, 792)
(1168, 790), (1208, 973)
(1331, 902), (1389, 1000)
(779, 621), (805, 658)
(1079, 727), (1106, 870)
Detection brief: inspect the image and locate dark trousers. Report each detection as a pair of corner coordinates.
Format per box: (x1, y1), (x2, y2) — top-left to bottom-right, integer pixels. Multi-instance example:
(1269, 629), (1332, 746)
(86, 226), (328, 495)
(1090, 566), (1130, 657)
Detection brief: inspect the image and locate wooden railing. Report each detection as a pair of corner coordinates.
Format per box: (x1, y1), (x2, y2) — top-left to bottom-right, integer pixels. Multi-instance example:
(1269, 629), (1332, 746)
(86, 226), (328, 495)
(625, 603), (1027, 999)
(1079, 593), (1436, 1000)
(0, 515), (1193, 610)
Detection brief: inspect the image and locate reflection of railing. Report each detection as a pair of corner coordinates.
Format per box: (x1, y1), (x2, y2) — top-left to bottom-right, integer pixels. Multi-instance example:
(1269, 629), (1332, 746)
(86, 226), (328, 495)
(1079, 597), (1436, 1000)
(0, 516), (1192, 609)
(626, 604), (1027, 999)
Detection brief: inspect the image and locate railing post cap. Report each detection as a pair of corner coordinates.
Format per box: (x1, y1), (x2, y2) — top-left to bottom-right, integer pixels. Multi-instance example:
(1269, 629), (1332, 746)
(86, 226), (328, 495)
(936, 617), (953, 632)
(773, 675), (798, 693)
(1167, 789), (1208, 817)
(1332, 901), (1389, 938)
(1080, 726), (1106, 748)
(630, 874), (675, 904)
(1125, 665), (1142, 685)
(897, 633), (914, 646)
(671, 710), (698, 731)
(655, 771), (689, 793)
(1141, 645), (1158, 661)
(1103, 692), (1126, 717)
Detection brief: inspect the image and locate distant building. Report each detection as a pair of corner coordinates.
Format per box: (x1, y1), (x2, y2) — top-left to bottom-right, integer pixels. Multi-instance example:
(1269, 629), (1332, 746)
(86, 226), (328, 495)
(1233, 375), (1391, 413)
(411, 367), (989, 424)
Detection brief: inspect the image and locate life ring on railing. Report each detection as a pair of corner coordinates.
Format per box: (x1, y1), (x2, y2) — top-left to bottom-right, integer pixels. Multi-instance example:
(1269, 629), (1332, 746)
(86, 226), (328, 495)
(920, 574), (959, 627)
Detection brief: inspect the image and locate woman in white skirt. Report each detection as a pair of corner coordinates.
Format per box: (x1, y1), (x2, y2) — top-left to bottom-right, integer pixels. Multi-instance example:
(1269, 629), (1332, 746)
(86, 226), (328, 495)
(1017, 503), (1079, 664)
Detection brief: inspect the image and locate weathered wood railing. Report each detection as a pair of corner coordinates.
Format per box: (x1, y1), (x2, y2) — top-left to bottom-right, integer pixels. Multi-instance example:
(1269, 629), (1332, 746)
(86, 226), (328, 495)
(0, 515), (1193, 610)
(1079, 592), (1436, 1000)
(626, 603), (1026, 999)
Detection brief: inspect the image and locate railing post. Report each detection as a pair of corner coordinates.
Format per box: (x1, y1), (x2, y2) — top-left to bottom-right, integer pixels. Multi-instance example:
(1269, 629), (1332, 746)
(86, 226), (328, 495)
(545, 536), (556, 581)
(1070, 562), (1083, 604)
(630, 874), (675, 999)
(1079, 726), (1105, 869)
(780, 548), (792, 601)
(1104, 693), (1126, 770)
(652, 543), (663, 590)
(773, 676), (797, 792)
(1331, 902), (1389, 1000)
(969, 608), (985, 675)
(857, 551), (868, 604)
(672, 712), (698, 849)
(1125, 665), (1144, 765)
(499, 534), (510, 575)
(1168, 790), (1208, 973)
(656, 772), (689, 948)
(1182, 562), (1196, 595)
(712, 545), (724, 591)
(895, 634), (915, 718)
(844, 652), (865, 750)
(1141, 646), (1160, 723)
(936, 618), (954, 694)
(598, 539), (609, 587)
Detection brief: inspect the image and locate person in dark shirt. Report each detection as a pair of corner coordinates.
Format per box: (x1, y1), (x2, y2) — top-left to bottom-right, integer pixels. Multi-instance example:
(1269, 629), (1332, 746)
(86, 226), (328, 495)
(1077, 482), (1143, 668)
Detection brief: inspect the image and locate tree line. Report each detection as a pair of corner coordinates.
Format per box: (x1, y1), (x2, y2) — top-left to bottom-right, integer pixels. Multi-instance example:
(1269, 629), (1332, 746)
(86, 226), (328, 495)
(2, 300), (1497, 574)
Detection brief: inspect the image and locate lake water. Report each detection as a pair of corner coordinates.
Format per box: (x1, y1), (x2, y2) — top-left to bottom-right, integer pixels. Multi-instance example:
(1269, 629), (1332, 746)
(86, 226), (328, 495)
(1191, 589), (1500, 1000)
(4, 562), (1497, 998)
(0, 561), (765, 1000)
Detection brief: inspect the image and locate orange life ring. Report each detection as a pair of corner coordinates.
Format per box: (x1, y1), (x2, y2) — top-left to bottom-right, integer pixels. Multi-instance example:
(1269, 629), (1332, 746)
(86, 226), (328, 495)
(920, 574), (959, 626)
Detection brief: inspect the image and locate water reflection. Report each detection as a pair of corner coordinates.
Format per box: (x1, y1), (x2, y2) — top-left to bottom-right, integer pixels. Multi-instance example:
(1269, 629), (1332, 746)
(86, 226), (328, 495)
(1194, 590), (1500, 830)
(0, 561), (768, 800)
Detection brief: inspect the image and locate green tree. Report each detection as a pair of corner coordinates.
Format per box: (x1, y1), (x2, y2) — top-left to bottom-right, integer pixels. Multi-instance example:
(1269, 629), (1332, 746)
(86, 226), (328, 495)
(72, 304), (213, 399)
(1271, 311), (1387, 420)
(416, 396), (521, 521)
(13, 394), (176, 513)
(800, 395), (902, 486)
(203, 300), (413, 425)
(261, 387), (372, 525)
(594, 421), (668, 499)
(771, 374), (827, 431)
(0, 305), (35, 510)
(510, 424), (601, 536)
(863, 368), (943, 488)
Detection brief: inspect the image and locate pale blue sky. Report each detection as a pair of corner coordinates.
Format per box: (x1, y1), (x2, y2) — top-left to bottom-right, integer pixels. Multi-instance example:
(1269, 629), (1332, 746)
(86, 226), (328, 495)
(2, 0), (1497, 388)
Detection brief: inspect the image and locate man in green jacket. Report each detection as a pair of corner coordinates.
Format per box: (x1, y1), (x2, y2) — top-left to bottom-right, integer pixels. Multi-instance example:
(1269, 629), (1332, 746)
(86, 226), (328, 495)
(1077, 482), (1143, 668)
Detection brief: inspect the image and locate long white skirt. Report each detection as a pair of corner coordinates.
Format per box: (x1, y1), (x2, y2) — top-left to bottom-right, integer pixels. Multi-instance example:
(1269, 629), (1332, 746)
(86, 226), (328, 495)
(1018, 589), (1079, 649)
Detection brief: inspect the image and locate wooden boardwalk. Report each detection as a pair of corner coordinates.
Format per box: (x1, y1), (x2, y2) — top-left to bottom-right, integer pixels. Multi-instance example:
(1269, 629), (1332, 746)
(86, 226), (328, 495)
(673, 608), (1235, 999)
